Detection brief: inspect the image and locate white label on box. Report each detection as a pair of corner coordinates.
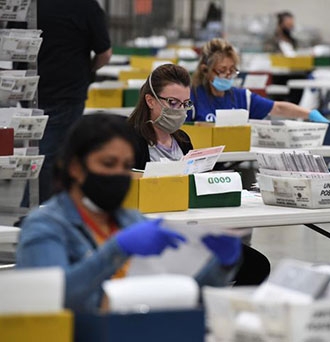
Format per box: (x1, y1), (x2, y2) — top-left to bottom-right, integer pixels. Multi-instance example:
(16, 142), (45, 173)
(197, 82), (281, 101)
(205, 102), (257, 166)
(215, 109), (249, 127)
(194, 172), (242, 196)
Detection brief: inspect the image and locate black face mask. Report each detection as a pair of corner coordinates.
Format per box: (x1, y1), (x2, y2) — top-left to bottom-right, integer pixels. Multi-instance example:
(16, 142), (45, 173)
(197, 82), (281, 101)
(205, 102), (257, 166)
(81, 172), (131, 213)
(282, 28), (292, 38)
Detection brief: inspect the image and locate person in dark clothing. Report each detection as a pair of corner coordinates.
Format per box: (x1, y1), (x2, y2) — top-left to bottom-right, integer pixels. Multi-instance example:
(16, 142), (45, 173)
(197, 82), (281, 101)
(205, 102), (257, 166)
(21, 0), (112, 207)
(128, 63), (271, 286)
(274, 11), (297, 56)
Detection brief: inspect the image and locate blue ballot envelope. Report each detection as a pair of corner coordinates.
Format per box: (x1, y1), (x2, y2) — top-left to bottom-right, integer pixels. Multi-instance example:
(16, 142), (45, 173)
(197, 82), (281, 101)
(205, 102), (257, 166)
(74, 309), (205, 342)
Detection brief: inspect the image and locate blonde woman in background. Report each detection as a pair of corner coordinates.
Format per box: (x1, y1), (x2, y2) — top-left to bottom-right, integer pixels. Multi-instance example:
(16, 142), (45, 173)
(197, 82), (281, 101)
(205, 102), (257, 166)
(188, 38), (328, 124)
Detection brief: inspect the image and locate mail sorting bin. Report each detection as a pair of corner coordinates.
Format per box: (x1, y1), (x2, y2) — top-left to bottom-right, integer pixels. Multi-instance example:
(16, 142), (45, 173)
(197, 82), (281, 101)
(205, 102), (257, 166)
(74, 308), (205, 342)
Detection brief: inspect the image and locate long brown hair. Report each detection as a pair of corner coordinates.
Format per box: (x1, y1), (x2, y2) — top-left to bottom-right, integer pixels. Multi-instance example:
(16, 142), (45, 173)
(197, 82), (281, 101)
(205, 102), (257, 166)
(127, 63), (191, 145)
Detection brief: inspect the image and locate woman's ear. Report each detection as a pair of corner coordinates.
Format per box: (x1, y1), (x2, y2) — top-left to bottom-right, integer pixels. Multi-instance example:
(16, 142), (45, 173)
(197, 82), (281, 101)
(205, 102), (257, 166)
(68, 157), (85, 184)
(145, 93), (154, 109)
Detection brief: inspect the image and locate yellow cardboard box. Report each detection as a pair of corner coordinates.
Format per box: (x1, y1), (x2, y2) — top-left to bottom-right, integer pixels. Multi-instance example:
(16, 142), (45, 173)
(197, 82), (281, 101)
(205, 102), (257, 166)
(123, 175), (189, 213)
(118, 69), (150, 81)
(86, 88), (123, 108)
(0, 310), (73, 342)
(130, 55), (178, 71)
(182, 123), (251, 151)
(212, 125), (251, 152)
(181, 124), (213, 149)
(270, 54), (313, 70)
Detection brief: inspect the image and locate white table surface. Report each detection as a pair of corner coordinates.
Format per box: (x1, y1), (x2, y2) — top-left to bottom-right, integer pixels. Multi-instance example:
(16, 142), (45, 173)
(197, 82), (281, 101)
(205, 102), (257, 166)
(96, 65), (133, 78)
(287, 79), (330, 89)
(218, 146), (330, 162)
(145, 193), (330, 231)
(0, 226), (20, 244)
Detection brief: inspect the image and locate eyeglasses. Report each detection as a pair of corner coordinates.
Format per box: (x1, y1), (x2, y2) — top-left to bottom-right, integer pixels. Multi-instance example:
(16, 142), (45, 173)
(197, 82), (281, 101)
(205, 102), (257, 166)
(212, 68), (240, 79)
(157, 96), (194, 109)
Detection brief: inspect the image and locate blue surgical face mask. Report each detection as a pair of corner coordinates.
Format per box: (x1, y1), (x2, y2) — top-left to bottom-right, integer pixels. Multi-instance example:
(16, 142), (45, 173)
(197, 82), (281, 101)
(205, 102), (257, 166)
(211, 76), (233, 91)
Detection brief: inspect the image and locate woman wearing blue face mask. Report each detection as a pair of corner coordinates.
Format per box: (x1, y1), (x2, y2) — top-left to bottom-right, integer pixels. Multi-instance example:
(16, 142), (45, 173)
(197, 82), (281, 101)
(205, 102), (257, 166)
(188, 38), (329, 124)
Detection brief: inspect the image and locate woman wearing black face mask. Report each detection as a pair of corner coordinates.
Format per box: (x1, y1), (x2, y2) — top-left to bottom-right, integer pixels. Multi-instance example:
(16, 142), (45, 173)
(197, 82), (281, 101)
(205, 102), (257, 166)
(274, 11), (297, 56)
(128, 64), (195, 170)
(15, 114), (188, 313)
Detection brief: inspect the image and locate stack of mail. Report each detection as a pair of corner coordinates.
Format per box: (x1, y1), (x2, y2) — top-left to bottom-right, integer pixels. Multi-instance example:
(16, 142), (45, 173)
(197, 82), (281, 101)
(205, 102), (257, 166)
(256, 151), (330, 208)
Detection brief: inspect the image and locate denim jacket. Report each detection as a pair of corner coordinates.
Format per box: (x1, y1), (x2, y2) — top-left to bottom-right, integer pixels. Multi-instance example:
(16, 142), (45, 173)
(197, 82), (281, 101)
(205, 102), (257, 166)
(16, 192), (238, 313)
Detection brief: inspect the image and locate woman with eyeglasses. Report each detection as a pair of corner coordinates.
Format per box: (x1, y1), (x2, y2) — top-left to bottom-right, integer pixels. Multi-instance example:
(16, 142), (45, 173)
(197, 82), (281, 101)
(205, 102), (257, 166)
(128, 63), (270, 287)
(188, 38), (329, 124)
(128, 63), (195, 170)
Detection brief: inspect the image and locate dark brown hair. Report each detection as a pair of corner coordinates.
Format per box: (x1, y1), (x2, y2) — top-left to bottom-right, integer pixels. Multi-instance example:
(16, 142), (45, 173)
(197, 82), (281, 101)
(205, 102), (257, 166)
(127, 63), (191, 145)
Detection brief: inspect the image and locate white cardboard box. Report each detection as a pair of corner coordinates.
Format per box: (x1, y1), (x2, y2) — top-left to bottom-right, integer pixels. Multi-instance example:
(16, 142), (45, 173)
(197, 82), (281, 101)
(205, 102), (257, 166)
(257, 174), (330, 208)
(250, 120), (328, 148)
(203, 286), (330, 342)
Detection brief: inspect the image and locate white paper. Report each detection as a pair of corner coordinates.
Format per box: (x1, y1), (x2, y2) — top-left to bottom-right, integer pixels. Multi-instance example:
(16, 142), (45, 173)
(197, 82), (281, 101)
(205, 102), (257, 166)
(182, 145), (225, 174)
(0, 267), (64, 314)
(194, 172), (242, 196)
(0, 0), (31, 21)
(103, 274), (199, 313)
(129, 235), (213, 278)
(253, 259), (330, 304)
(0, 155), (44, 179)
(215, 109), (249, 127)
(243, 74), (269, 89)
(251, 119), (328, 149)
(0, 108), (48, 139)
(0, 29), (42, 62)
(11, 115), (49, 139)
(11, 155), (44, 179)
(143, 160), (186, 178)
(0, 71), (39, 104)
(129, 218), (251, 278)
(143, 146), (224, 177)
(14, 146), (39, 156)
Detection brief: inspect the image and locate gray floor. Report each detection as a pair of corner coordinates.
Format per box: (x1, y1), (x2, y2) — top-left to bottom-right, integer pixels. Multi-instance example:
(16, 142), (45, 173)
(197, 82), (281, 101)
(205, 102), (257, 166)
(0, 179), (329, 271)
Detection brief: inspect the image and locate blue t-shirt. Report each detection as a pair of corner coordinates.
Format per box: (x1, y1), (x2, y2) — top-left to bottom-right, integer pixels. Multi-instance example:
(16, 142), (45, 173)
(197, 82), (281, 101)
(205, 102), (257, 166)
(188, 86), (274, 122)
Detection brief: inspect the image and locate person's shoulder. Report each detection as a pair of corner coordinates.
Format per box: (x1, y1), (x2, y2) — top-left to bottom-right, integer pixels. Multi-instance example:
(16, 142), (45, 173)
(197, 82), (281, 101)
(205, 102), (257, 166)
(230, 87), (246, 95)
(177, 129), (191, 140)
(130, 128), (148, 148)
(193, 85), (208, 96)
(80, 0), (103, 9)
(21, 193), (77, 233)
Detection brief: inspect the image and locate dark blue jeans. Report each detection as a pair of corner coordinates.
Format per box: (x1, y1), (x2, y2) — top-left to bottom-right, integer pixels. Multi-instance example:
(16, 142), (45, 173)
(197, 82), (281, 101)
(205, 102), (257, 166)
(21, 101), (85, 207)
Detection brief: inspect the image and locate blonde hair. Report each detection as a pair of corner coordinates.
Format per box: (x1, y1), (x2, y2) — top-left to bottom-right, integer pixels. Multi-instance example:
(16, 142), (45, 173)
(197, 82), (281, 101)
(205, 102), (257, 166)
(192, 38), (239, 89)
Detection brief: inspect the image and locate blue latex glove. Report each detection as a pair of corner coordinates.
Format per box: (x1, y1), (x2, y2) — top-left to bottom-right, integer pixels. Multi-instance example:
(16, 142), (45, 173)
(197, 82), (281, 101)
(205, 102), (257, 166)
(116, 218), (186, 256)
(201, 235), (242, 267)
(308, 109), (330, 123)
